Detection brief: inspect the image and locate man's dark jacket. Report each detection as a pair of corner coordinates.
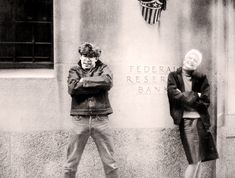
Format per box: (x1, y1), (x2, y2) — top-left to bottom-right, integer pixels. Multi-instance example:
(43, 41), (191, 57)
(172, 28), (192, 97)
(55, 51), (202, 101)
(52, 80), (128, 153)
(167, 67), (211, 129)
(67, 60), (113, 116)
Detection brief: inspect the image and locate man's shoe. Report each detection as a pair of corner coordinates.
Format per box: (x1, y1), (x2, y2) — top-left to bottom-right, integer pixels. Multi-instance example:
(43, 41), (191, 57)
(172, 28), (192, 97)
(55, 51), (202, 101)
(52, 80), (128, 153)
(106, 169), (119, 178)
(63, 172), (76, 178)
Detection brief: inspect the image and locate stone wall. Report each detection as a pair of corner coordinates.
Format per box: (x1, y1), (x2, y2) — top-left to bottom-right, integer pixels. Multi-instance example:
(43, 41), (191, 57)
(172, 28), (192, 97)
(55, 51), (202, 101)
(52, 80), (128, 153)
(0, 0), (226, 177)
(0, 129), (215, 178)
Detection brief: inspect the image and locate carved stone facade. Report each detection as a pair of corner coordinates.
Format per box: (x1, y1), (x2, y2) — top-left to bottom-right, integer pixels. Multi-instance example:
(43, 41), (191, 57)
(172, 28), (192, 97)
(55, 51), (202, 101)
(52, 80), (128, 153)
(0, 0), (234, 177)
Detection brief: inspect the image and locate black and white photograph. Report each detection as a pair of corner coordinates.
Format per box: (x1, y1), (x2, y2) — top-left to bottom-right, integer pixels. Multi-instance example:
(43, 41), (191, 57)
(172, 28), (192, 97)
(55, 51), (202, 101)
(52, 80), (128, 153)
(0, 0), (234, 178)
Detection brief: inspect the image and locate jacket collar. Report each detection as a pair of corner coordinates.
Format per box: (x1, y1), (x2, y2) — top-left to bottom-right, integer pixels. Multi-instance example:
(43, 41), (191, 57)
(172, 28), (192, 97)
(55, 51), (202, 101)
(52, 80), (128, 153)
(176, 67), (185, 91)
(177, 67), (201, 78)
(176, 67), (183, 74)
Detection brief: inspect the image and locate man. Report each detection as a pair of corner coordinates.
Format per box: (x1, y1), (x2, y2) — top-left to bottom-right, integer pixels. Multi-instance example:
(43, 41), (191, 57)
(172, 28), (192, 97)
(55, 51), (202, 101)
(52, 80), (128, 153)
(167, 49), (218, 178)
(64, 42), (119, 178)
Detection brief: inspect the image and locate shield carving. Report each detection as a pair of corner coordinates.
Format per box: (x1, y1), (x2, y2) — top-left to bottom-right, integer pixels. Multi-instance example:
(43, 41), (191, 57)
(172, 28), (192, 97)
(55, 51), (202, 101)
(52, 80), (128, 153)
(139, 0), (167, 24)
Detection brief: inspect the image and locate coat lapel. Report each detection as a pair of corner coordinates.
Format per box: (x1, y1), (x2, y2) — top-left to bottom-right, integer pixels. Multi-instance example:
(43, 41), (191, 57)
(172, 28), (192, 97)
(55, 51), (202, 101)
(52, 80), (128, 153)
(191, 71), (199, 91)
(176, 68), (185, 92)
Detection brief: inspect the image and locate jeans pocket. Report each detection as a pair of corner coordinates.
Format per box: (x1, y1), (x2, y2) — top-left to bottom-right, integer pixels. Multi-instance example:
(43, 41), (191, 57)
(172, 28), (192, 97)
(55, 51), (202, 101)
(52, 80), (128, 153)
(97, 115), (108, 121)
(73, 116), (82, 121)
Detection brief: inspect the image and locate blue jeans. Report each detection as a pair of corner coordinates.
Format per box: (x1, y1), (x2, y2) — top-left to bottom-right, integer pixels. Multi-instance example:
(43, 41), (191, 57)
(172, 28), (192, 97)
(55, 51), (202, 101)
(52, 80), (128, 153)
(64, 115), (118, 177)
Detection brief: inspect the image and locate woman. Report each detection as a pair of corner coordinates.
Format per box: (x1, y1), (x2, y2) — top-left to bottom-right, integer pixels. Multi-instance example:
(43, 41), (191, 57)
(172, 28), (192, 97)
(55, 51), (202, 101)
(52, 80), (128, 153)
(167, 49), (218, 178)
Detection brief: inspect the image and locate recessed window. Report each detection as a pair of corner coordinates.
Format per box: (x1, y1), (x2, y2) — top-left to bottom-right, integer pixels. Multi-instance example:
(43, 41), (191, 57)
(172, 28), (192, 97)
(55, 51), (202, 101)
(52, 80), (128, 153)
(0, 0), (53, 69)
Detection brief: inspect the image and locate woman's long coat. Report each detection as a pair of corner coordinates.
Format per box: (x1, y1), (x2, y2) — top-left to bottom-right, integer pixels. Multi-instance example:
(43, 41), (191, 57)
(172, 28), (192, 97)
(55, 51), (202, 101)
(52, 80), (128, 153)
(167, 67), (218, 162)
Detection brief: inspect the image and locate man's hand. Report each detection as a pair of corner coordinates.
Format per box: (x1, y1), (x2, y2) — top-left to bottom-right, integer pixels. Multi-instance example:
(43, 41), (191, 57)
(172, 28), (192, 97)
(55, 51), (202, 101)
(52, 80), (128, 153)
(79, 78), (84, 83)
(176, 88), (181, 93)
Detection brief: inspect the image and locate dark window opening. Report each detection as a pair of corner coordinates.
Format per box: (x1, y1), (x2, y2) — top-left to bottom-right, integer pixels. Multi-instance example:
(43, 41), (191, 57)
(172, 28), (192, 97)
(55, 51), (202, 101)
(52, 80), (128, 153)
(0, 0), (53, 69)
